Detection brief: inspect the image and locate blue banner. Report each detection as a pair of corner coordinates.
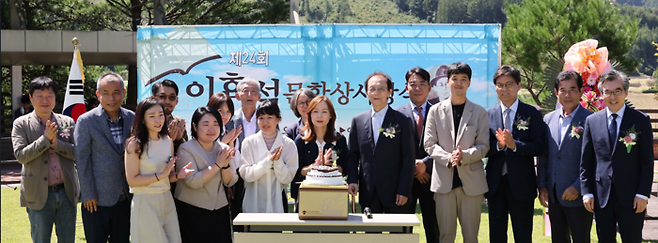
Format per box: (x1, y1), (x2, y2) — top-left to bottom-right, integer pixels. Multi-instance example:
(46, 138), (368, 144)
(137, 24), (501, 134)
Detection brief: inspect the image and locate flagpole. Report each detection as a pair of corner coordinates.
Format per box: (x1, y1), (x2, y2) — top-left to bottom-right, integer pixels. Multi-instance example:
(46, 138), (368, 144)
(63, 37), (87, 122)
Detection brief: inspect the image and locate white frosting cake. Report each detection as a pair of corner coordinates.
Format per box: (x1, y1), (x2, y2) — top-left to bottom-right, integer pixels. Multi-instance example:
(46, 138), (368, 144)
(303, 166), (345, 186)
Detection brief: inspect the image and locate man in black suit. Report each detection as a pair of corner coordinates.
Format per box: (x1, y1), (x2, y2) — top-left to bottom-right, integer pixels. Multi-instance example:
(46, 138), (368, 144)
(485, 65), (546, 243)
(580, 70), (653, 243)
(13, 93), (33, 120)
(394, 67), (439, 242)
(347, 72), (415, 213)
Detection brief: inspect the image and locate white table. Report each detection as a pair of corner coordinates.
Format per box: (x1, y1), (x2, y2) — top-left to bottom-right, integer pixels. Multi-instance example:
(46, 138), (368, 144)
(233, 213), (420, 243)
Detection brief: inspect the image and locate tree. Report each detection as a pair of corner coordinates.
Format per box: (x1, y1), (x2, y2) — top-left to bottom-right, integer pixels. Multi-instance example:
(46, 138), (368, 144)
(629, 26), (658, 75)
(502, 0), (639, 106)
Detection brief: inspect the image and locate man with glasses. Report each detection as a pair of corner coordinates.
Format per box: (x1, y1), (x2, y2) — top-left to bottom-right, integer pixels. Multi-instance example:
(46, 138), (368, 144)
(485, 65), (546, 243)
(580, 70), (653, 243)
(152, 79), (188, 154)
(347, 72), (415, 213)
(537, 70), (593, 243)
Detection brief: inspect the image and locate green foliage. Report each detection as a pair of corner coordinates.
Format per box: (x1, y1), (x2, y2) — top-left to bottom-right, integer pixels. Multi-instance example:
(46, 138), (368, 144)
(0, 0), (130, 30)
(394, 0), (439, 22)
(436, 0), (521, 24)
(648, 0), (658, 8)
(300, 0), (425, 23)
(502, 0), (640, 106)
(619, 5), (658, 75)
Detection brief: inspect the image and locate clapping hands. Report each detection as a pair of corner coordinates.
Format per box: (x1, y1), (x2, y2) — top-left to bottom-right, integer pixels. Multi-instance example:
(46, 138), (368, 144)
(450, 146), (463, 168)
(269, 145), (283, 161)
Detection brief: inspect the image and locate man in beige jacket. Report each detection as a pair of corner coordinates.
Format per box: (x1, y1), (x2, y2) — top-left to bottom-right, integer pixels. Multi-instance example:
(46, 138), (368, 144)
(424, 62), (490, 243)
(12, 76), (79, 243)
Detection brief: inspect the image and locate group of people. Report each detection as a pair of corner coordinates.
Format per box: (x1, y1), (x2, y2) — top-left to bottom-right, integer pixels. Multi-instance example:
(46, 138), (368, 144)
(11, 62), (653, 243)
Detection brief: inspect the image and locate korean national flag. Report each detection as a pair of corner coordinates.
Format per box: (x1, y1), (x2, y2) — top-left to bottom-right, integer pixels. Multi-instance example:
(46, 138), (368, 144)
(63, 46), (86, 122)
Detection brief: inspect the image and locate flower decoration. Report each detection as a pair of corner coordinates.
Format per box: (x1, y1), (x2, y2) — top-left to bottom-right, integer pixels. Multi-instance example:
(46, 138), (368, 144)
(59, 125), (74, 138)
(618, 125), (640, 153)
(570, 123), (584, 139)
(514, 116), (530, 131)
(563, 39), (612, 113)
(330, 149), (340, 167)
(379, 124), (399, 138)
(580, 91), (606, 112)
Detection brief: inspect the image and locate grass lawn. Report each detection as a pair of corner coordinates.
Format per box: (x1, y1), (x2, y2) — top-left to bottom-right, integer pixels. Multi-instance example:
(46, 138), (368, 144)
(0, 186), (649, 242)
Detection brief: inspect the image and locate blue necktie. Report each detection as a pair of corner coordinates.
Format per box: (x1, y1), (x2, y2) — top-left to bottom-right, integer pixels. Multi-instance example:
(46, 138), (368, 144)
(609, 113), (618, 150)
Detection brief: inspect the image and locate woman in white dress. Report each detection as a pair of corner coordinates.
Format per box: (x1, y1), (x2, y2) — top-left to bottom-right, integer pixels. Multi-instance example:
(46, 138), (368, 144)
(124, 97), (194, 243)
(240, 100), (299, 213)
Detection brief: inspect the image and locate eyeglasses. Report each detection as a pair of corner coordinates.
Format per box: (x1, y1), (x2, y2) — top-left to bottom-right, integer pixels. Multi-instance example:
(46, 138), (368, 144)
(157, 94), (177, 102)
(367, 86), (388, 93)
(297, 101), (310, 107)
(495, 82), (516, 90)
(602, 88), (624, 97)
(240, 89), (260, 94)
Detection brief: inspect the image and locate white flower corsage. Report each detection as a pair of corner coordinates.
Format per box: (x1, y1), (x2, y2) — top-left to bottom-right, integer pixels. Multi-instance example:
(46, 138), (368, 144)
(514, 117), (530, 131)
(59, 125), (73, 138)
(570, 123), (584, 139)
(379, 124), (399, 138)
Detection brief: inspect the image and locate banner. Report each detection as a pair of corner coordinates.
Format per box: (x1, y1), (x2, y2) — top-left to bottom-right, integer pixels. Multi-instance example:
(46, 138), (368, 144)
(63, 45), (86, 122)
(137, 24), (501, 134)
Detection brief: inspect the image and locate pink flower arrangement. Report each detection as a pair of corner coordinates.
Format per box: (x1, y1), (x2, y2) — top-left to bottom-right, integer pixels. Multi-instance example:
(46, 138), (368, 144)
(570, 124), (584, 139)
(563, 39), (613, 113)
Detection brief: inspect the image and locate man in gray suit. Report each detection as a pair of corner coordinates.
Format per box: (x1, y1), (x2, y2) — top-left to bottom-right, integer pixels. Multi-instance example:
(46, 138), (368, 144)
(12, 77), (79, 243)
(226, 77), (262, 225)
(75, 73), (135, 243)
(537, 70), (593, 243)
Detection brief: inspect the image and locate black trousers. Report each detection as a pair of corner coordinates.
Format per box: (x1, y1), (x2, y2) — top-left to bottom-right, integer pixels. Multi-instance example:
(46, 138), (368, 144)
(81, 198), (131, 243)
(594, 184), (645, 243)
(176, 199), (233, 243)
(407, 179), (440, 243)
(548, 187), (593, 243)
(363, 188), (407, 214)
(488, 175), (534, 243)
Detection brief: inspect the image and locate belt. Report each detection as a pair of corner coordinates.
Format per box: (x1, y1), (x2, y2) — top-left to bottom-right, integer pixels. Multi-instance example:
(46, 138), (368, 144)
(48, 183), (64, 191)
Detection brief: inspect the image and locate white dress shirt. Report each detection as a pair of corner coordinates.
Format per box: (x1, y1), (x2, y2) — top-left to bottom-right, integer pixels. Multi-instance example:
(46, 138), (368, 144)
(241, 109), (258, 138)
(497, 99), (519, 152)
(371, 105), (389, 145)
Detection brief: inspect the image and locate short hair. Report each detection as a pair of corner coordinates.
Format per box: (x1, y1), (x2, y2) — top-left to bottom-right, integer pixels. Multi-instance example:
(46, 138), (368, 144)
(96, 72), (125, 90)
(207, 92), (235, 117)
(151, 79), (179, 96)
(190, 106), (223, 140)
(598, 70), (629, 91)
(364, 72), (393, 91)
(493, 65), (521, 85)
(554, 70), (583, 90)
(29, 76), (58, 96)
(405, 67), (430, 84)
(290, 88), (317, 118)
(256, 100), (281, 119)
(447, 62), (472, 80)
(20, 93), (30, 104)
(236, 78), (260, 92)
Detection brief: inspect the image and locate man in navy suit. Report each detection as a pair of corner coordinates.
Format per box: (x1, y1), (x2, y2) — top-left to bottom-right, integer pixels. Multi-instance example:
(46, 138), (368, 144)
(485, 65), (546, 243)
(580, 70), (653, 243)
(537, 70), (593, 243)
(347, 72), (415, 213)
(394, 67), (439, 242)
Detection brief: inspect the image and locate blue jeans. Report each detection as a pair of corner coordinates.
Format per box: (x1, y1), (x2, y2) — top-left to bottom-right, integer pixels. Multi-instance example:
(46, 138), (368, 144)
(26, 186), (76, 243)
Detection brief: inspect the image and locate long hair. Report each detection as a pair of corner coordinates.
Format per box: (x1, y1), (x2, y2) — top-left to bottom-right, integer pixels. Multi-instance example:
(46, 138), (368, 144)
(301, 96), (341, 144)
(126, 97), (168, 159)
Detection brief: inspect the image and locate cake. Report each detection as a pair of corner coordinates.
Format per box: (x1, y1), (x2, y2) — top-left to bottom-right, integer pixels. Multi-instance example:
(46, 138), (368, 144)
(302, 165), (345, 186)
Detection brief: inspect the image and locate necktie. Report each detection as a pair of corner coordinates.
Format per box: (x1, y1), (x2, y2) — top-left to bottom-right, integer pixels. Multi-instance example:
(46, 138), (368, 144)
(609, 113), (618, 150)
(502, 108), (511, 176)
(415, 106), (424, 138)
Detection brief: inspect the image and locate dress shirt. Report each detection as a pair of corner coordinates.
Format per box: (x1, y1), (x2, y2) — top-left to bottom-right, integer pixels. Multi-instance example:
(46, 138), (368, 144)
(583, 104), (647, 201)
(411, 101), (428, 119)
(37, 114), (64, 186)
(497, 99), (519, 152)
(241, 110), (258, 138)
(371, 105), (389, 145)
(558, 105), (580, 145)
